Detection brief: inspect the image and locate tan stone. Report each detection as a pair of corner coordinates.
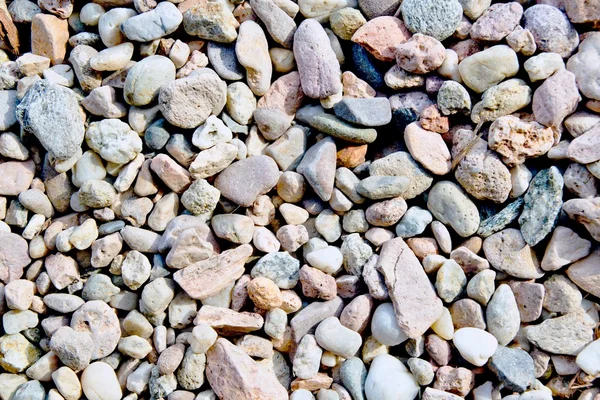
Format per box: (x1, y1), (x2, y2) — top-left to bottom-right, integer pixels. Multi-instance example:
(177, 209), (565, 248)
(206, 338), (287, 400)
(174, 244), (252, 300)
(31, 14), (69, 65)
(193, 305), (264, 336)
(351, 16), (411, 62)
(566, 249), (600, 298)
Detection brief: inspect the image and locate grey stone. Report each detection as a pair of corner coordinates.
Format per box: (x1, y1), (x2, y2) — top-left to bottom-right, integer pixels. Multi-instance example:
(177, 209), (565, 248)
(16, 80), (84, 161)
(357, 176), (410, 200)
(121, 2), (182, 42)
(296, 105), (377, 144)
(251, 252), (300, 289)
(207, 42), (244, 81)
(477, 198), (524, 238)
(0, 90), (17, 130)
(488, 346), (535, 393)
(518, 167), (563, 246)
(296, 137), (337, 201)
(427, 181), (480, 238)
(333, 98), (392, 127)
(214, 155), (280, 207)
(11, 380), (45, 400)
(290, 297), (344, 342)
(358, 0), (401, 19)
(341, 233), (373, 276)
(486, 285), (520, 346)
(250, 0), (297, 48)
(395, 206), (432, 238)
(526, 312), (594, 356)
(523, 5), (579, 58)
(339, 357), (367, 400)
(401, 0), (463, 41)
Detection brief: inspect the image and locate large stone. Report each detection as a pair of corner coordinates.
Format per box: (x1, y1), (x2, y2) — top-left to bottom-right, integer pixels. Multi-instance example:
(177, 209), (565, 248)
(532, 69), (580, 130)
(526, 312), (594, 356)
(214, 156), (280, 207)
(294, 19), (342, 99)
(121, 2), (182, 42)
(523, 4), (579, 58)
(365, 354), (419, 400)
(400, 0), (462, 41)
(376, 238), (443, 339)
(71, 300), (121, 360)
(173, 244), (253, 300)
(369, 151), (433, 200)
(351, 16), (411, 62)
(206, 338), (287, 400)
(16, 80), (84, 161)
(488, 346), (535, 393)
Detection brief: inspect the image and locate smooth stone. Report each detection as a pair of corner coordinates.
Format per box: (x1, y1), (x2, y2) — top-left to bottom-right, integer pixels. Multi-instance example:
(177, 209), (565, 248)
(523, 4), (579, 58)
(296, 137), (337, 201)
(575, 339), (600, 376)
(452, 327), (498, 367)
(121, 2), (182, 42)
(566, 250), (600, 298)
(371, 302), (408, 346)
(532, 69), (580, 130)
(540, 227), (588, 271)
(296, 105), (377, 144)
(427, 181), (480, 237)
(458, 45), (519, 94)
(482, 229), (543, 279)
(486, 284), (520, 346)
(339, 357), (367, 400)
(357, 176), (410, 200)
(214, 155), (280, 207)
(236, 21), (272, 96)
(207, 42), (244, 81)
(333, 97), (391, 127)
(81, 362), (122, 400)
(294, 19), (342, 99)
(124, 55), (176, 106)
(364, 354), (419, 400)
(567, 33), (600, 101)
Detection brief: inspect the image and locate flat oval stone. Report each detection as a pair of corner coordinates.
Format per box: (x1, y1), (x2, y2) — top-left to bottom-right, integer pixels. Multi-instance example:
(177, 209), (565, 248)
(215, 155), (280, 207)
(296, 105), (377, 144)
(333, 97), (391, 127)
(427, 181), (480, 237)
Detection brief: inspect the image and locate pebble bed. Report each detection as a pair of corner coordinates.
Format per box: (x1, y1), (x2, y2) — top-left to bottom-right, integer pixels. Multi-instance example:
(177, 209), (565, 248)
(0, 0), (600, 399)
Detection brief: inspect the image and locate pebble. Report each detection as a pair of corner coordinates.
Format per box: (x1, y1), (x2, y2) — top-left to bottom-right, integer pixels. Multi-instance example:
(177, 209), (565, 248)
(396, 34), (445, 74)
(90, 43), (134, 71)
(81, 362), (122, 400)
(371, 302), (408, 346)
(351, 16), (411, 62)
(296, 105), (377, 144)
(486, 285), (520, 346)
(471, 79), (532, 124)
(49, 326), (94, 371)
(215, 156), (280, 207)
(364, 354), (419, 400)
(236, 21), (272, 96)
(124, 55), (176, 106)
(182, 0), (238, 43)
(435, 260), (467, 303)
(294, 334), (322, 379)
(97, 8), (137, 47)
(470, 2), (523, 42)
(483, 229), (543, 279)
(333, 97), (391, 127)
(458, 45), (519, 94)
(404, 122), (451, 175)
(543, 274), (582, 313)
(437, 81), (471, 115)
(523, 5), (579, 58)
(519, 167), (564, 246)
(16, 80), (84, 162)
(31, 13), (69, 64)
(452, 327), (498, 367)
(121, 2), (182, 42)
(427, 181), (480, 237)
(575, 339), (600, 376)
(377, 238), (443, 339)
(535, 70), (580, 134)
(526, 311), (594, 356)
(489, 346), (535, 393)
(294, 19), (342, 99)
(488, 116), (553, 166)
(400, 0), (462, 41)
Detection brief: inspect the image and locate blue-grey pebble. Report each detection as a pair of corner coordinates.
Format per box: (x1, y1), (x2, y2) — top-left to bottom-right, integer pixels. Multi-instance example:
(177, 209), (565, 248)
(351, 43), (385, 90)
(488, 346), (535, 393)
(121, 2), (183, 42)
(207, 42), (244, 81)
(145, 119), (171, 150)
(340, 357), (367, 400)
(99, 220), (126, 236)
(333, 98), (392, 127)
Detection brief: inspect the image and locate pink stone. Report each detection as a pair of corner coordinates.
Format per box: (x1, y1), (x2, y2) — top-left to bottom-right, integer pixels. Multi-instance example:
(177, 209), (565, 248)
(0, 160), (35, 196)
(150, 154), (192, 193)
(351, 16), (412, 62)
(0, 232), (31, 283)
(44, 253), (80, 290)
(567, 124), (600, 164)
(299, 265), (337, 301)
(376, 238), (443, 339)
(404, 122), (451, 175)
(566, 249), (600, 298)
(257, 71), (305, 118)
(396, 34), (445, 74)
(470, 2), (523, 42)
(532, 69), (580, 129)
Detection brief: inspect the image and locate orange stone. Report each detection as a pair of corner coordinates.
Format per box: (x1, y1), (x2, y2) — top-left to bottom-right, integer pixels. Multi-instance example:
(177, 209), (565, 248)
(337, 144), (367, 168)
